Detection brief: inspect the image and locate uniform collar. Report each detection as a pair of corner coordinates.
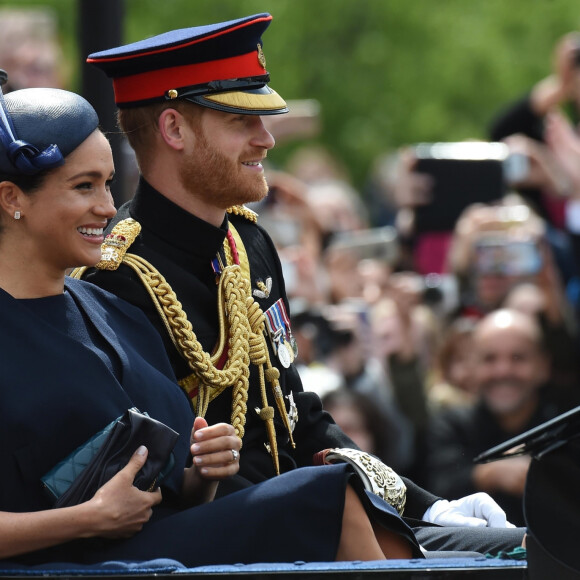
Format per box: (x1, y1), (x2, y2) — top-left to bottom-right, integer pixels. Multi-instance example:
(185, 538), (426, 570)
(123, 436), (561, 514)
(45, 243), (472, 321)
(130, 177), (228, 260)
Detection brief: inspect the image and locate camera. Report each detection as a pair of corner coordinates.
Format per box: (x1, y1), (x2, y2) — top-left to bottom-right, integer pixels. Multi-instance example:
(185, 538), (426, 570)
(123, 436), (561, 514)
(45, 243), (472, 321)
(420, 273), (459, 314)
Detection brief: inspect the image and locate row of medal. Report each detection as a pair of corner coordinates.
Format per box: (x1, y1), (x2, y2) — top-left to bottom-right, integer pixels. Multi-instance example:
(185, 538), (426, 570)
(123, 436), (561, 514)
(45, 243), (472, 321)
(264, 298), (299, 368)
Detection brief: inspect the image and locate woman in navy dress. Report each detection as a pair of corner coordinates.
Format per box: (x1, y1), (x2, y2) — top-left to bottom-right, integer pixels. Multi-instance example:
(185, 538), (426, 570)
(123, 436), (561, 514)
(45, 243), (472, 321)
(0, 80), (419, 566)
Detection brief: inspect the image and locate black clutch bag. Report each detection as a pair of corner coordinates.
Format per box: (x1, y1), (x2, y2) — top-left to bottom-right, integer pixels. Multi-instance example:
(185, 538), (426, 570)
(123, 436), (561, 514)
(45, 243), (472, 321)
(42, 407), (180, 508)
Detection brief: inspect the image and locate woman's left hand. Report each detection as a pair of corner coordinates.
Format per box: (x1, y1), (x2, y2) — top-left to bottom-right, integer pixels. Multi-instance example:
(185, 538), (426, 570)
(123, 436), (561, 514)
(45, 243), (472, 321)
(181, 417), (241, 505)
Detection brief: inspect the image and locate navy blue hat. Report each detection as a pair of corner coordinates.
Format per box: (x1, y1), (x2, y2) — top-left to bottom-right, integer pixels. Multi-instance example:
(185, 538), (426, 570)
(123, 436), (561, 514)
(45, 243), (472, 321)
(0, 86), (99, 176)
(87, 13), (288, 115)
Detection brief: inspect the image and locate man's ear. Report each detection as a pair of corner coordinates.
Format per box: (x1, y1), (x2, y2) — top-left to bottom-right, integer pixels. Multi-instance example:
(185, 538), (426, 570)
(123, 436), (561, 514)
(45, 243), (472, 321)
(158, 108), (188, 151)
(0, 181), (24, 218)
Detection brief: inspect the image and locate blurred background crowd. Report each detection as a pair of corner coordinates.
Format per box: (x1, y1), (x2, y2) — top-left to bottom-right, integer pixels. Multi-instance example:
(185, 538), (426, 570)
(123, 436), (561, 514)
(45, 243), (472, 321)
(252, 29), (580, 527)
(5, 0), (580, 529)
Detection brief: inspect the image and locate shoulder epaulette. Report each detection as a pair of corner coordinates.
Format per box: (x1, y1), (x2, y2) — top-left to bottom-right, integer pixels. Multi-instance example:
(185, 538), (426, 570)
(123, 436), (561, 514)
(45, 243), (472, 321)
(95, 218), (142, 271)
(226, 205), (258, 223)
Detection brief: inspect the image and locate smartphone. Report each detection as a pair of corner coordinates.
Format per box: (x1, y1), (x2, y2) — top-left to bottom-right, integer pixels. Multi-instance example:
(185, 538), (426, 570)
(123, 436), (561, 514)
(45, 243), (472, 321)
(474, 235), (542, 277)
(412, 142), (508, 232)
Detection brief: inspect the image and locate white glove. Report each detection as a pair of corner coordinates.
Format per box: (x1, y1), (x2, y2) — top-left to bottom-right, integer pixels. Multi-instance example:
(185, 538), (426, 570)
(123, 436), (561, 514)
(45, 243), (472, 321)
(422, 493), (516, 528)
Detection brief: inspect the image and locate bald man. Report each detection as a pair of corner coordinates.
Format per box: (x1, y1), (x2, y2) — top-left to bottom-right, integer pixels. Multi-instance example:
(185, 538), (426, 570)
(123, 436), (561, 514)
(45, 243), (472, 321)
(424, 309), (572, 527)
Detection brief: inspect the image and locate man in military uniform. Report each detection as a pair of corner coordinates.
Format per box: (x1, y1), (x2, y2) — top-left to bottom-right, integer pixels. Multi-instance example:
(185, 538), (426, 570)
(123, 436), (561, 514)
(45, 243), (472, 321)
(78, 13), (524, 554)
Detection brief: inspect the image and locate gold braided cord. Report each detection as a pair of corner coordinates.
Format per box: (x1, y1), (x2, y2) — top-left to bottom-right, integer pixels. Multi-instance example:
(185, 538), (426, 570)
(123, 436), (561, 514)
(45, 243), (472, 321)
(69, 266), (87, 279)
(120, 253), (251, 442)
(121, 251), (292, 472)
(226, 205), (258, 223)
(74, 216), (295, 475)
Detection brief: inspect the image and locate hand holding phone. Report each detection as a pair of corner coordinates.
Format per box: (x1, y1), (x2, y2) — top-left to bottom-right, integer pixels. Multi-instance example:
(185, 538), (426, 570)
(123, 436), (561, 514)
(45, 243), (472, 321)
(474, 234), (542, 277)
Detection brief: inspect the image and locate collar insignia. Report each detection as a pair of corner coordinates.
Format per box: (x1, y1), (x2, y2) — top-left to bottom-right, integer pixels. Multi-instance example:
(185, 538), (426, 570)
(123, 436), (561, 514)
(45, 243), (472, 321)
(96, 218), (141, 271)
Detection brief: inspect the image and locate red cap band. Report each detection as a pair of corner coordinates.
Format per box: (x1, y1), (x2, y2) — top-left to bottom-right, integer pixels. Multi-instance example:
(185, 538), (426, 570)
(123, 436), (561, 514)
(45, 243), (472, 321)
(112, 51), (266, 105)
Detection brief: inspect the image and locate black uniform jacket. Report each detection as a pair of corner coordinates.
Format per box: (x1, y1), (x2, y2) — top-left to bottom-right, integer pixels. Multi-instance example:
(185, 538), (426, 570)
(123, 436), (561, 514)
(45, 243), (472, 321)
(82, 178), (439, 519)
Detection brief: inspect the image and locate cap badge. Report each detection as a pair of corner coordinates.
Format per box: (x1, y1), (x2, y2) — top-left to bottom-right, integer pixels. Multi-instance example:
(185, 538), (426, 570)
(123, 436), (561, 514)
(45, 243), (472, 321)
(257, 43), (266, 69)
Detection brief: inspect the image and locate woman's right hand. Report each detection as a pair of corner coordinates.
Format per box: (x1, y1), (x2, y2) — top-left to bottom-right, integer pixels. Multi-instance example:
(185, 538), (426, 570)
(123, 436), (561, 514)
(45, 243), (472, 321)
(0, 447), (162, 560)
(84, 446), (162, 538)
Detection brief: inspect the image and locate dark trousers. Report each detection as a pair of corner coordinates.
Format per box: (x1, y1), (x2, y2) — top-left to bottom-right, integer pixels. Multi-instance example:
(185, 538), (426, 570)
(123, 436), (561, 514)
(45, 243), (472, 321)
(413, 522), (526, 557)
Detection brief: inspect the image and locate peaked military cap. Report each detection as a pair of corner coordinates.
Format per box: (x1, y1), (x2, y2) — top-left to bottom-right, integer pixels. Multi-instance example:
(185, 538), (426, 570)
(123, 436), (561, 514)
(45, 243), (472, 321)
(0, 82), (99, 176)
(87, 13), (288, 115)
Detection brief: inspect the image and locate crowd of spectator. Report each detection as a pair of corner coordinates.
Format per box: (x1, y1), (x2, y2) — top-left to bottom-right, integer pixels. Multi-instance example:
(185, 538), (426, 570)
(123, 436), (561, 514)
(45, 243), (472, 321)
(254, 30), (580, 527)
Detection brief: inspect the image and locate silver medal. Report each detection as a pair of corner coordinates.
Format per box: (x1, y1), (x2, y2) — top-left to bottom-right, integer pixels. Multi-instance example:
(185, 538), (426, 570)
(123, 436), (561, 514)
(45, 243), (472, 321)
(277, 340), (292, 368)
(290, 335), (298, 358)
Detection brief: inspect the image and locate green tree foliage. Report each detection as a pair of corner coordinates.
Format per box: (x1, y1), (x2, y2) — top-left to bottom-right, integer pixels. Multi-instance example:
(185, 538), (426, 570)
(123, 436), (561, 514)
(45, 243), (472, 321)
(3, 0), (580, 188)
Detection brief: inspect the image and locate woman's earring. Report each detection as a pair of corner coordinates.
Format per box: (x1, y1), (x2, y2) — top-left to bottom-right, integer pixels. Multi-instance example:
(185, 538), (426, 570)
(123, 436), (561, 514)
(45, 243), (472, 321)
(13, 211), (21, 220)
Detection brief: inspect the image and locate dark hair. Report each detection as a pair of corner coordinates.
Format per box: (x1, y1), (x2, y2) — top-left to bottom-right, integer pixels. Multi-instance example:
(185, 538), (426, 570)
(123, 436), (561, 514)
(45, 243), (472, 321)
(0, 127), (104, 195)
(0, 169), (50, 194)
(321, 388), (391, 462)
(437, 316), (477, 380)
(0, 167), (54, 236)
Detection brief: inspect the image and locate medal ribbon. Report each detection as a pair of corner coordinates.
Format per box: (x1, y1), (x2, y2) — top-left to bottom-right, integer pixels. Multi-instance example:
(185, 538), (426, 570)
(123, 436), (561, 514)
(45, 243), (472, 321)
(264, 304), (282, 353)
(265, 299), (295, 361)
(211, 256), (222, 276)
(277, 299), (292, 340)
